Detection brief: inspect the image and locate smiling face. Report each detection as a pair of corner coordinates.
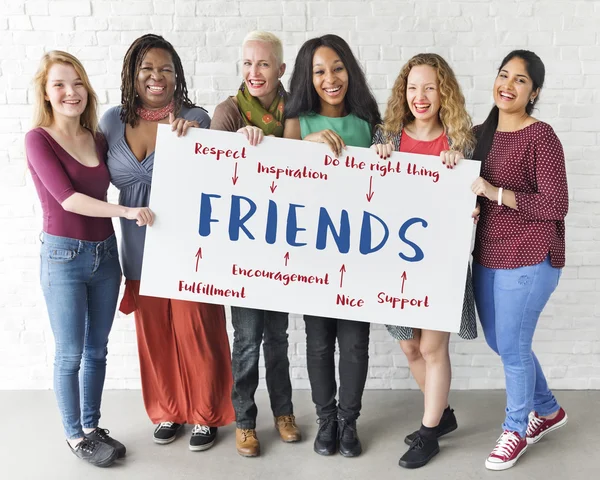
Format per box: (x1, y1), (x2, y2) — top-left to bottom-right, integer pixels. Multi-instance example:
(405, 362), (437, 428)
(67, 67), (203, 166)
(44, 62), (88, 121)
(312, 46), (349, 113)
(135, 48), (176, 109)
(405, 65), (441, 123)
(493, 57), (537, 115)
(242, 40), (285, 106)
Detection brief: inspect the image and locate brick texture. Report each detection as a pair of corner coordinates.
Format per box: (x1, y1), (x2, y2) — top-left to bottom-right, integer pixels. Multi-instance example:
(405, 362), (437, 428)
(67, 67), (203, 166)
(1, 0), (599, 390)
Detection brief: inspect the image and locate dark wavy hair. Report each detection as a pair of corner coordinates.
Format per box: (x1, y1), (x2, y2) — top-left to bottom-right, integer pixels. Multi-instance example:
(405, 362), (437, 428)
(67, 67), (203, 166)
(285, 34), (381, 131)
(119, 34), (196, 127)
(473, 50), (545, 163)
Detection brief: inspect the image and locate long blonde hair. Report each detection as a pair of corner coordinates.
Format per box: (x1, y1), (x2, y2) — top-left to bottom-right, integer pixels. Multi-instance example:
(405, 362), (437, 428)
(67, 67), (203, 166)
(381, 53), (474, 155)
(32, 50), (98, 132)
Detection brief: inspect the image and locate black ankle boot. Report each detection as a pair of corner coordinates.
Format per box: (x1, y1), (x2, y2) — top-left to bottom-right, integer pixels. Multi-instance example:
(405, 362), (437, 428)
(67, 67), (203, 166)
(338, 417), (362, 457)
(314, 416), (338, 456)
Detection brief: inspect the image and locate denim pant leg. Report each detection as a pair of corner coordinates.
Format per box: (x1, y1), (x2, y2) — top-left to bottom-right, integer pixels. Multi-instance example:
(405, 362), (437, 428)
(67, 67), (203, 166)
(472, 262), (499, 353)
(81, 238), (121, 429)
(475, 258), (561, 437)
(305, 315), (338, 418)
(532, 352), (559, 416)
(337, 319), (370, 420)
(41, 239), (88, 439)
(262, 310), (293, 417)
(231, 307), (265, 428)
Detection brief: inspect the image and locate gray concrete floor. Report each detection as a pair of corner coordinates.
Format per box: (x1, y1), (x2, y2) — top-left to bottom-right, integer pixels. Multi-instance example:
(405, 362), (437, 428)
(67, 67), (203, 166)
(0, 390), (597, 480)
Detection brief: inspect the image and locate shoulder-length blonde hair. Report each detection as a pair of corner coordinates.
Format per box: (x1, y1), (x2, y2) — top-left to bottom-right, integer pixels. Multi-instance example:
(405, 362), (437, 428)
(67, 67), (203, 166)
(381, 53), (474, 155)
(32, 50), (99, 132)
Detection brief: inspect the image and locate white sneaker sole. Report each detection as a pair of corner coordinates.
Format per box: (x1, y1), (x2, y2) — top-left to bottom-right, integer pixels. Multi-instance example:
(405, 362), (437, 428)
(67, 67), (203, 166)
(527, 413), (568, 445)
(153, 426), (184, 445)
(153, 435), (178, 445)
(485, 444), (528, 471)
(189, 438), (216, 451)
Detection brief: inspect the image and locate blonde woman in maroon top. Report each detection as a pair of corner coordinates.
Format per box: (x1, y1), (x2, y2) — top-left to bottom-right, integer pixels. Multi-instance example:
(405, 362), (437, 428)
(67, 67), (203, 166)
(471, 50), (569, 471)
(26, 51), (152, 467)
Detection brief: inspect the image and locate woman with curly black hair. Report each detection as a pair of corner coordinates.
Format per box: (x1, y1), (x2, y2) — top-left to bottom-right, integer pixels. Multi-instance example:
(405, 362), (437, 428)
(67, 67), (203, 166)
(100, 34), (234, 452)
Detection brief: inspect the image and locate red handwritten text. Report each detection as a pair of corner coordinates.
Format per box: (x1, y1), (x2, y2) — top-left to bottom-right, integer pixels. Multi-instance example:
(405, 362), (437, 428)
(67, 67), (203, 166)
(232, 264), (329, 287)
(195, 143), (247, 161)
(179, 280), (246, 298)
(258, 162), (328, 181)
(377, 292), (430, 310)
(336, 294), (365, 307)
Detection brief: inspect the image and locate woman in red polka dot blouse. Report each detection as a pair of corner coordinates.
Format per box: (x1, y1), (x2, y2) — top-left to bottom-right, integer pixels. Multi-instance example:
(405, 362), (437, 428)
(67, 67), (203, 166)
(470, 50), (569, 472)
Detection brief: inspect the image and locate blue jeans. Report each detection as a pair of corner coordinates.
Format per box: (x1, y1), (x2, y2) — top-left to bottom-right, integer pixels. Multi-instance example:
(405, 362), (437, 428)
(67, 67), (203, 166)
(40, 232), (121, 439)
(472, 256), (561, 437)
(231, 307), (293, 428)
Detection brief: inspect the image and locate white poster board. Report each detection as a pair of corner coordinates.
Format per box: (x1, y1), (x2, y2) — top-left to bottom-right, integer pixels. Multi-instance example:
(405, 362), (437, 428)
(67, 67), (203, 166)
(140, 125), (480, 333)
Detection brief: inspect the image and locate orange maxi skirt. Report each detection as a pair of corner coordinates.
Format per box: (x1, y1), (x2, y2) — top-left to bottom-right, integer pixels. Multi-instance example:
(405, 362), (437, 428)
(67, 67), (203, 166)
(120, 280), (235, 426)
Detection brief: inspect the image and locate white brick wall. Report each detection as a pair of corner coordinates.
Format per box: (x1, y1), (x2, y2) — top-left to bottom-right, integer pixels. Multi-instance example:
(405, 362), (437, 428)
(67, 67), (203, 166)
(1, 0), (599, 390)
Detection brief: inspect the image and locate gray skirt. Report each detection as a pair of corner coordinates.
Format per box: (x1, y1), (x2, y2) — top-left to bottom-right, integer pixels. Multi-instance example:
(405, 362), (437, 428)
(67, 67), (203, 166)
(385, 265), (477, 341)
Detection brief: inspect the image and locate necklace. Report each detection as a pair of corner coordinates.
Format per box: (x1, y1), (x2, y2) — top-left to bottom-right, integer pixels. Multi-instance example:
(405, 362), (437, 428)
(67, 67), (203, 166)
(136, 100), (175, 122)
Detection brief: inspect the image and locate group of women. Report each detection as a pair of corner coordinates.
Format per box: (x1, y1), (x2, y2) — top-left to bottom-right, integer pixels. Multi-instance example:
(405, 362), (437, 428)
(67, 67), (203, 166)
(26, 29), (568, 472)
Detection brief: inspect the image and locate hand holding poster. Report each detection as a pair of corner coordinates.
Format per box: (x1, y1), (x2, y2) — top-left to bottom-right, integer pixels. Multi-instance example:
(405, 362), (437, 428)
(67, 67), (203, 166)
(140, 125), (480, 332)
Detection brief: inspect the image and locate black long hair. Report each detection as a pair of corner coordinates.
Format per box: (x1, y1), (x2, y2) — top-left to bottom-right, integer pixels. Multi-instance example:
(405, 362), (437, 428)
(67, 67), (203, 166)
(120, 34), (196, 127)
(285, 34), (381, 131)
(473, 50), (545, 163)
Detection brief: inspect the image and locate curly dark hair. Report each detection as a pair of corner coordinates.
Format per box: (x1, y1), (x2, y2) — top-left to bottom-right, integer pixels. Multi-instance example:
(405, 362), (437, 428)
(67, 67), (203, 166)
(285, 34), (381, 131)
(120, 34), (196, 127)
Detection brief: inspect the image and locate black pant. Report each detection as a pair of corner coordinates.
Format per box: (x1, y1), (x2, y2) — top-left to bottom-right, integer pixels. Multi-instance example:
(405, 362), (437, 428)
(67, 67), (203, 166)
(304, 315), (370, 420)
(231, 307), (293, 429)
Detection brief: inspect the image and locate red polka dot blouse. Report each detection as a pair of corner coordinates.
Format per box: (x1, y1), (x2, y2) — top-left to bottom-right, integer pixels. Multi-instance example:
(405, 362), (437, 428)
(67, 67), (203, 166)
(473, 121), (568, 269)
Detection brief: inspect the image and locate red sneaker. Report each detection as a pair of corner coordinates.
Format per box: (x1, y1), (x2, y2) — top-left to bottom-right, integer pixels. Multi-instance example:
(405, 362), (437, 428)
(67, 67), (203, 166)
(485, 431), (528, 471)
(526, 407), (568, 444)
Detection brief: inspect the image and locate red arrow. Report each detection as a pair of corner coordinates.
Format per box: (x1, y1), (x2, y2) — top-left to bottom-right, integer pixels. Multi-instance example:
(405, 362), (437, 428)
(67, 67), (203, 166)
(232, 162), (239, 185)
(284, 252), (290, 266)
(366, 176), (374, 202)
(339, 264), (346, 288)
(401, 271), (407, 294)
(195, 247), (203, 272)
(270, 181), (277, 193)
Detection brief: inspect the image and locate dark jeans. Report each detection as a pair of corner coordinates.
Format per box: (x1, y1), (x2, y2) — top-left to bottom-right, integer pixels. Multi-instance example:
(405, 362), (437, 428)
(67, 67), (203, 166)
(231, 307), (293, 429)
(304, 315), (370, 421)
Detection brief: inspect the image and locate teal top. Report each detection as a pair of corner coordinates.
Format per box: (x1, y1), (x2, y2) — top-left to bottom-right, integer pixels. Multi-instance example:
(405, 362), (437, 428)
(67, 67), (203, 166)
(299, 113), (372, 148)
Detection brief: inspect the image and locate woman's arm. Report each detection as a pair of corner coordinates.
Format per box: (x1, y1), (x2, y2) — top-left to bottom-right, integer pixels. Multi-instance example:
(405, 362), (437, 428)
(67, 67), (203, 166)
(371, 126), (393, 158)
(283, 118), (301, 140)
(471, 129), (568, 219)
(61, 193), (153, 226)
(285, 118), (346, 156)
(26, 130), (153, 226)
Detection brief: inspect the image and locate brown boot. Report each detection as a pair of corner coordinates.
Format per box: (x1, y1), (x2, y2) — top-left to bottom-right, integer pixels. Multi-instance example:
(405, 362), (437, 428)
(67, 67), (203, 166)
(274, 415), (302, 443)
(236, 428), (260, 457)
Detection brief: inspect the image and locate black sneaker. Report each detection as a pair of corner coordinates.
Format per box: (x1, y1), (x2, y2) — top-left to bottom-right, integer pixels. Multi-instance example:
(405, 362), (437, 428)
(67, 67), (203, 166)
(404, 407), (457, 445)
(399, 433), (440, 469)
(314, 416), (338, 456)
(153, 422), (184, 444)
(189, 425), (218, 451)
(85, 428), (126, 458)
(338, 417), (362, 457)
(67, 438), (117, 468)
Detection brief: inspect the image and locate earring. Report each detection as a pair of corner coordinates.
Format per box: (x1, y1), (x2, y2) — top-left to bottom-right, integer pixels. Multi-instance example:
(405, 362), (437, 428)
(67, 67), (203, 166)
(530, 98), (534, 104)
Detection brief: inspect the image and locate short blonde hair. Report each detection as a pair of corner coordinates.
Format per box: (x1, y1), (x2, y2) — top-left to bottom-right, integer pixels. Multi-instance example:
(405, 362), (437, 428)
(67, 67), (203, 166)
(242, 31), (284, 66)
(32, 50), (99, 132)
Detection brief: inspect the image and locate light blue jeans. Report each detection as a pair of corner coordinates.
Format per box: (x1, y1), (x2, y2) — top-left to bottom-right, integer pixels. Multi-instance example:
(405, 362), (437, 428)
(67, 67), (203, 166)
(472, 256), (561, 437)
(40, 232), (121, 439)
